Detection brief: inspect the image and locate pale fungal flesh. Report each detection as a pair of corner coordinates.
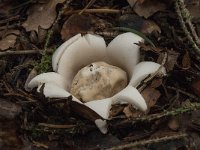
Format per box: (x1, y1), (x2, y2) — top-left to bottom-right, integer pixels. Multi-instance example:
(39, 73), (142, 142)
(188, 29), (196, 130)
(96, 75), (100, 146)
(70, 61), (127, 102)
(130, 61), (166, 87)
(27, 32), (166, 134)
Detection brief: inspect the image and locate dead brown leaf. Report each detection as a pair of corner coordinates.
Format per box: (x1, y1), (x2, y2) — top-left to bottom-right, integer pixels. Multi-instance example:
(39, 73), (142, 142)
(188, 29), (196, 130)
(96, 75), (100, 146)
(22, 0), (65, 32)
(0, 99), (22, 119)
(0, 120), (22, 149)
(123, 104), (143, 118)
(109, 104), (125, 117)
(186, 0), (200, 19)
(0, 60), (7, 75)
(150, 78), (163, 88)
(168, 118), (180, 131)
(191, 78), (200, 97)
(0, 35), (17, 50)
(38, 26), (48, 43)
(61, 14), (93, 41)
(123, 86), (161, 118)
(24, 68), (38, 92)
(127, 0), (145, 7)
(138, 42), (163, 53)
(0, 0), (13, 16)
(181, 51), (191, 70)
(157, 50), (179, 72)
(0, 30), (20, 50)
(141, 87), (161, 108)
(134, 0), (167, 18)
(197, 24), (200, 38)
(141, 20), (161, 35)
(118, 14), (161, 35)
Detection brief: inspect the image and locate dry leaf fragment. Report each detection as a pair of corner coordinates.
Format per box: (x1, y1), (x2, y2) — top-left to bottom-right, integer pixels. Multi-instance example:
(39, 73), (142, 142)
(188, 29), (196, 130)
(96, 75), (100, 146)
(181, 51), (191, 69)
(0, 120), (22, 148)
(0, 100), (22, 120)
(0, 35), (17, 50)
(186, 0), (200, 19)
(110, 104), (125, 117)
(22, 0), (65, 32)
(61, 14), (93, 41)
(191, 78), (200, 97)
(127, 0), (145, 7)
(123, 104), (143, 118)
(0, 29), (20, 50)
(150, 78), (163, 88)
(141, 87), (161, 108)
(134, 0), (167, 18)
(118, 14), (161, 35)
(141, 20), (161, 35)
(138, 42), (163, 53)
(157, 50), (179, 72)
(168, 118), (179, 131)
(24, 68), (38, 92)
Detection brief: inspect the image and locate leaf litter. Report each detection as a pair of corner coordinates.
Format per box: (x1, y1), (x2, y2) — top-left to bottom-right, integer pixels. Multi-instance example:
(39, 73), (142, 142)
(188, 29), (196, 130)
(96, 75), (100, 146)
(0, 0), (200, 149)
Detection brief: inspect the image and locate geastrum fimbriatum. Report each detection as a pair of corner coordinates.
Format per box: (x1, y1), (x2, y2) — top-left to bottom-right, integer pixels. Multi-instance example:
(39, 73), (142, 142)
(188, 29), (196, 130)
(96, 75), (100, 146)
(27, 32), (166, 133)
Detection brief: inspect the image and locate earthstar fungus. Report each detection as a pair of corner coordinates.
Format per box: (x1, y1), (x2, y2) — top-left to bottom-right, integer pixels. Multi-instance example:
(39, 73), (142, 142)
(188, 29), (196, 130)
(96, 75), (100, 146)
(28, 32), (166, 134)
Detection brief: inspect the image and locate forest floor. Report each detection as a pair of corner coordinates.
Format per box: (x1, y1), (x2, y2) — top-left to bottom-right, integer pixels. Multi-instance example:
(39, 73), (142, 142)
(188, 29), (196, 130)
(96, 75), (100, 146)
(0, 0), (200, 149)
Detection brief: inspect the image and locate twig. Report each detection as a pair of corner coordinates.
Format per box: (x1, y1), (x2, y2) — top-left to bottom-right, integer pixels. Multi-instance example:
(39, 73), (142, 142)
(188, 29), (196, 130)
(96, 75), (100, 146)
(0, 15), (20, 25)
(87, 31), (119, 38)
(32, 140), (48, 149)
(166, 86), (200, 101)
(107, 133), (187, 150)
(3, 93), (37, 102)
(0, 50), (43, 57)
(64, 8), (121, 15)
(0, 23), (20, 30)
(38, 123), (76, 129)
(79, 0), (96, 15)
(110, 102), (200, 122)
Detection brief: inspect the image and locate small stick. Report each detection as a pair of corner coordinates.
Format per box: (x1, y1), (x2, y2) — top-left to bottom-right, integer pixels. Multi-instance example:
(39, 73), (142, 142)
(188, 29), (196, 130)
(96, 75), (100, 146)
(64, 8), (121, 15)
(0, 49), (53, 57)
(38, 123), (76, 129)
(107, 133), (187, 150)
(32, 141), (48, 149)
(79, 0), (96, 15)
(0, 15), (20, 25)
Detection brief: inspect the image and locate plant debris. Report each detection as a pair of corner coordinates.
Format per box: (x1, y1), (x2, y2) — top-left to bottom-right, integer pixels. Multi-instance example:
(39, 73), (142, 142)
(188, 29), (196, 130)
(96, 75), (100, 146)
(0, 0), (200, 149)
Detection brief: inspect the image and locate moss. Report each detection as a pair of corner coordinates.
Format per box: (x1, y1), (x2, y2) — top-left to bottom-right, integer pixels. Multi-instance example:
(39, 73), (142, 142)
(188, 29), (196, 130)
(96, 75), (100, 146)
(35, 52), (53, 74)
